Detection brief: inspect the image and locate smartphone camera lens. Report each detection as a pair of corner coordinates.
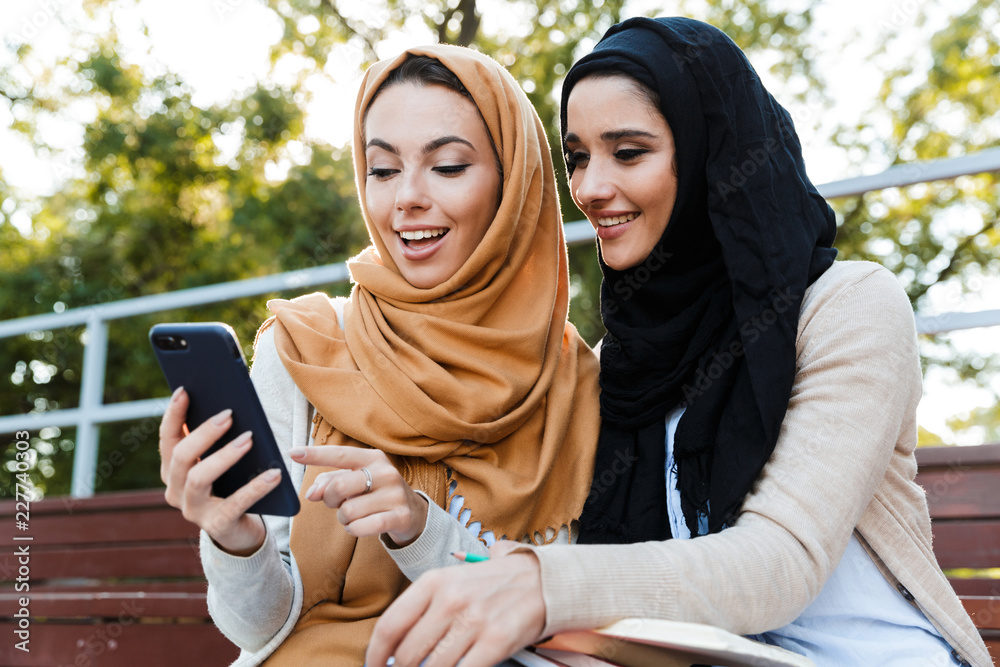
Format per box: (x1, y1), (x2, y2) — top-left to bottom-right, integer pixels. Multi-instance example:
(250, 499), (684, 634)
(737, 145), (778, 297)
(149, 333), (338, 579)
(154, 335), (188, 351)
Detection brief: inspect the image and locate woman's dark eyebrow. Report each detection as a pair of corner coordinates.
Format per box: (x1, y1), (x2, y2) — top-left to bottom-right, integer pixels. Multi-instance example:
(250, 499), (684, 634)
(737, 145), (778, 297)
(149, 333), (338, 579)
(602, 129), (656, 141)
(564, 129), (657, 144)
(366, 138), (398, 153)
(423, 135), (475, 153)
(366, 136), (475, 154)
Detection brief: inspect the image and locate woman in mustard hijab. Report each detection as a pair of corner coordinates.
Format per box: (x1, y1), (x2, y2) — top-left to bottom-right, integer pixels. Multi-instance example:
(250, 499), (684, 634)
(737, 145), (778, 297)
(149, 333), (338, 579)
(157, 44), (599, 665)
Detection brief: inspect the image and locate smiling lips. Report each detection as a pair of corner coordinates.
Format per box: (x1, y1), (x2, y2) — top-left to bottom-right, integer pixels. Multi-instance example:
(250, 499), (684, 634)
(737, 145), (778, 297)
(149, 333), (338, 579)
(596, 212), (638, 227)
(396, 227), (449, 256)
(399, 227), (448, 242)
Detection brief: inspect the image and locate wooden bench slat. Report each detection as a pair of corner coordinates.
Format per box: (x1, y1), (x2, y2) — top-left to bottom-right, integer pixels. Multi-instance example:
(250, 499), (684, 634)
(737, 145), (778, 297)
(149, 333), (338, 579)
(0, 489), (169, 517)
(0, 619), (239, 666)
(0, 543), (203, 582)
(0, 582), (210, 619)
(950, 578), (1000, 597)
(916, 443), (1000, 468)
(961, 597), (1000, 630)
(917, 467), (1000, 519)
(0, 507), (198, 548)
(930, 519), (1000, 569)
(984, 639), (1000, 666)
(0, 589), (210, 618)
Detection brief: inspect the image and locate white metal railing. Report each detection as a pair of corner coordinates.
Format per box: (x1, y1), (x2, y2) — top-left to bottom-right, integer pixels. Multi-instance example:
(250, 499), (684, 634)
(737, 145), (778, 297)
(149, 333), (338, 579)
(2, 147), (1000, 496)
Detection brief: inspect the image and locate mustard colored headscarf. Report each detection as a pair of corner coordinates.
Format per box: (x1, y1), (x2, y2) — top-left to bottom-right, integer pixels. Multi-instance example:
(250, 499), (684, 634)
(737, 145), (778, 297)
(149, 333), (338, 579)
(260, 44), (600, 664)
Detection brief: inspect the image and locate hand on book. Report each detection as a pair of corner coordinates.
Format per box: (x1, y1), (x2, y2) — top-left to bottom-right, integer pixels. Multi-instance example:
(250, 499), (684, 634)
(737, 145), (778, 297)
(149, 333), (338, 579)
(368, 546), (546, 667)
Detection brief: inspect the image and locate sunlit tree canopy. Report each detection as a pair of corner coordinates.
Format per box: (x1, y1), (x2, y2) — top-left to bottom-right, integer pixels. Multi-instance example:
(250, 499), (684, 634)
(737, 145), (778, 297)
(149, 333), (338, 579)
(1, 0), (997, 497)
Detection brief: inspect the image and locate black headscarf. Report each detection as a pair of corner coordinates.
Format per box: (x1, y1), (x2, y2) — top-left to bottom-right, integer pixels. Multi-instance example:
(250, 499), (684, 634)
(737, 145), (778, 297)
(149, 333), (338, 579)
(565, 17), (838, 543)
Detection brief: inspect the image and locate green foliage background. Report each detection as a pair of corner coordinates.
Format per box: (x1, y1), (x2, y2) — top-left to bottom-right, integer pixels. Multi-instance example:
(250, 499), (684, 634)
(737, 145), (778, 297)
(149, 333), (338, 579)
(1, 0), (997, 498)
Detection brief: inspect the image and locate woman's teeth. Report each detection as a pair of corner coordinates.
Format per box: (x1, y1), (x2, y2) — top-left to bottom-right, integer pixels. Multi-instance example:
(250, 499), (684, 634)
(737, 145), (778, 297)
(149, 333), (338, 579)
(596, 213), (638, 227)
(399, 228), (447, 241)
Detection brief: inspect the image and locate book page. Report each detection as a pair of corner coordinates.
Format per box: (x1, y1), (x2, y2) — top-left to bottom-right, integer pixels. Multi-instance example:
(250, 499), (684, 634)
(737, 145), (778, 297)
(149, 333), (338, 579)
(538, 618), (814, 667)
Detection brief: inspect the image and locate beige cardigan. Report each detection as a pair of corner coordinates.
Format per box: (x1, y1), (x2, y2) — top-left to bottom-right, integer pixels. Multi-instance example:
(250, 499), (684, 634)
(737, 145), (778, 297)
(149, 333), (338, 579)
(531, 261), (991, 667)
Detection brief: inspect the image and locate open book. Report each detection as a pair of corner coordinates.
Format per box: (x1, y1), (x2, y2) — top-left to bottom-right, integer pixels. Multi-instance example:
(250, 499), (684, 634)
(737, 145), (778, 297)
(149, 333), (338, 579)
(507, 618), (814, 667)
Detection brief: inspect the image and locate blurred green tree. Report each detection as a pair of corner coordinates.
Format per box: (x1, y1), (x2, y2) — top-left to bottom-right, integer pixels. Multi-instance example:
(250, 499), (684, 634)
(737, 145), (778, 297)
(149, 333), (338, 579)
(0, 16), (365, 496)
(830, 0), (1000, 444)
(1, 0), (995, 498)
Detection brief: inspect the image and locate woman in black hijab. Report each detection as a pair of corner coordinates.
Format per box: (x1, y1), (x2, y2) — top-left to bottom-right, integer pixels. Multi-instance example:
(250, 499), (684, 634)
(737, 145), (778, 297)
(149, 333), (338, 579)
(565, 16), (838, 544)
(367, 18), (990, 667)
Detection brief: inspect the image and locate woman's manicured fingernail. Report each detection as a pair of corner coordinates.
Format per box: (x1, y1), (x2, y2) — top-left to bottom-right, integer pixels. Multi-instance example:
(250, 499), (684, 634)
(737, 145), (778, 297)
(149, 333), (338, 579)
(289, 447), (306, 460)
(305, 482), (319, 497)
(264, 469), (281, 482)
(232, 431), (252, 449)
(172, 386), (185, 401)
(213, 408), (233, 426)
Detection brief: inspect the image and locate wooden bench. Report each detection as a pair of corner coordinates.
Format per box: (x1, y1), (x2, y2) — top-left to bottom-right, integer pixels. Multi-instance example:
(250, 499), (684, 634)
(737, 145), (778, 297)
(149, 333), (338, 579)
(0, 445), (996, 665)
(915, 443), (1000, 662)
(0, 489), (239, 666)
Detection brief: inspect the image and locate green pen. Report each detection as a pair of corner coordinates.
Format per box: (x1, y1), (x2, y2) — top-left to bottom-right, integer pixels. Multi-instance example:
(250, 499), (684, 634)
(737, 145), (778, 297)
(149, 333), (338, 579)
(450, 550), (489, 563)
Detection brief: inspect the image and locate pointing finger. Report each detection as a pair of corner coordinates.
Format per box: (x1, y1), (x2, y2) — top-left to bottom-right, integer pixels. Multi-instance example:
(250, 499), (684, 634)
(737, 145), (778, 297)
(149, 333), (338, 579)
(289, 444), (383, 470)
(304, 469), (350, 502)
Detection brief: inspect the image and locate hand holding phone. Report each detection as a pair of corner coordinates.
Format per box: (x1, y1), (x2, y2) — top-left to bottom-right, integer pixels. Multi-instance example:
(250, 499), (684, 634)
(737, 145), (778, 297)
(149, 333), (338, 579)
(159, 388), (280, 554)
(151, 323), (300, 551)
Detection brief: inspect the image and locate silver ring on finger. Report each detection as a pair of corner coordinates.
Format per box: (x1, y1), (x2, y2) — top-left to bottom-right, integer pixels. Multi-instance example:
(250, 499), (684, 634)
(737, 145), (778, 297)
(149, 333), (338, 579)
(360, 467), (373, 495)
